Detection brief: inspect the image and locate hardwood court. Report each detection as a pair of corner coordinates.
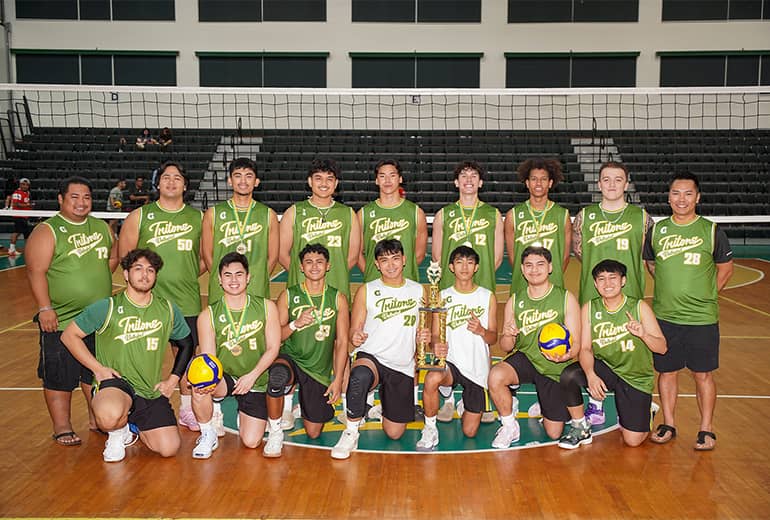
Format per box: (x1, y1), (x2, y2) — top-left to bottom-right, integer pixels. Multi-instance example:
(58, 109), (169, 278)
(1, 259), (769, 519)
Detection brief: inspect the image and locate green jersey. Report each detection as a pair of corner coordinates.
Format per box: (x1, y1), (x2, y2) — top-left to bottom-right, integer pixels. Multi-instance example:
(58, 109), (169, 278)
(509, 201), (569, 294)
(75, 292), (189, 399)
(439, 201), (499, 292)
(137, 202), (202, 316)
(361, 198), (421, 282)
(282, 284), (339, 386)
(588, 296), (652, 394)
(289, 200), (354, 300)
(209, 295), (270, 392)
(209, 200), (273, 301)
(509, 284), (574, 382)
(648, 216), (728, 325)
(42, 214), (113, 329)
(578, 203), (648, 304)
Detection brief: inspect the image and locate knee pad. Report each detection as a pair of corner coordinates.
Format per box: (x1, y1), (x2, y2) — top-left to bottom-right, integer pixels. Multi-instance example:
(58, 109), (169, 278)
(267, 363), (292, 398)
(346, 365), (374, 419)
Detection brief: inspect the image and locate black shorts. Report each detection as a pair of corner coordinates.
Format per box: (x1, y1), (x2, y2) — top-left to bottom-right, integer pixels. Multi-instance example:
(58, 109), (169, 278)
(223, 374), (267, 420)
(356, 352), (414, 424)
(447, 362), (486, 414)
(503, 352), (570, 422)
(276, 354), (335, 424)
(13, 218), (29, 237)
(655, 319), (719, 373)
(560, 361), (652, 433)
(38, 331), (95, 391)
(170, 316), (198, 351)
(97, 377), (177, 431)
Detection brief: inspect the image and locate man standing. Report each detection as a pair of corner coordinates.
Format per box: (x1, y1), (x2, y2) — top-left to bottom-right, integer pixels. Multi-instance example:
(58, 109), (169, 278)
(279, 158), (360, 302)
(358, 159), (427, 283)
(202, 157), (279, 301)
(8, 177), (33, 256)
(330, 239), (425, 459)
(572, 161), (653, 425)
(644, 172), (733, 450)
(263, 244), (349, 457)
(120, 161), (203, 430)
(432, 160), (503, 292)
(416, 246), (497, 451)
(62, 249), (194, 462)
(559, 259), (667, 448)
(488, 246), (581, 448)
(505, 158), (571, 294)
(190, 252), (281, 459)
(106, 179), (127, 236)
(26, 177), (119, 446)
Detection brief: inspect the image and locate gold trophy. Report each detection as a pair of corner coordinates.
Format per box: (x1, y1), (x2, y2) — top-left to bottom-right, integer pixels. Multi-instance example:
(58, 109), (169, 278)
(417, 261), (448, 371)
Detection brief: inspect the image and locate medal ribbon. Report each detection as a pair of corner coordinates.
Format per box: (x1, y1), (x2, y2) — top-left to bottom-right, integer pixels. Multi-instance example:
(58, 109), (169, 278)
(526, 200), (552, 244)
(230, 200), (255, 246)
(457, 200), (479, 241)
(223, 296), (249, 349)
(300, 283), (327, 328)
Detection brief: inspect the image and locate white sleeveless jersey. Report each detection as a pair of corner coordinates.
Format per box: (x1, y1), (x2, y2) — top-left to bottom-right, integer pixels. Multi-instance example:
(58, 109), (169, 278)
(441, 285), (492, 389)
(356, 278), (423, 377)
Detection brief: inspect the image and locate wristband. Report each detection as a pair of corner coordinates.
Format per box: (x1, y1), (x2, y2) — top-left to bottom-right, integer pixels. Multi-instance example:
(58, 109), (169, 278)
(288, 320), (298, 331)
(39, 306), (54, 312)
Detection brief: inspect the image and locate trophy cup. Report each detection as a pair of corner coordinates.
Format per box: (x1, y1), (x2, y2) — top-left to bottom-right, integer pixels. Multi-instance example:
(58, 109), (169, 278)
(417, 261), (448, 371)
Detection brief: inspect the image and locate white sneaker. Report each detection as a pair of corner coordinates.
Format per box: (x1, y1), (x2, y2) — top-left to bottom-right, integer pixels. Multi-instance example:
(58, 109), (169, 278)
(263, 429), (284, 458)
(491, 422), (521, 449)
(335, 412), (348, 426)
(415, 427), (439, 452)
(527, 401), (542, 418)
(212, 410), (225, 437)
(436, 401), (455, 422)
(103, 427), (135, 462)
(481, 411), (496, 423)
(192, 429), (219, 459)
(456, 399), (465, 418)
(281, 409), (295, 431)
(367, 404), (383, 421)
(331, 430), (360, 459)
(292, 403), (302, 419)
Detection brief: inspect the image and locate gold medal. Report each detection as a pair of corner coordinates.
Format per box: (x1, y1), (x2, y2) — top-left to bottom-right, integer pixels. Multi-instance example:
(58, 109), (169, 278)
(236, 242), (247, 254)
(231, 344), (243, 356)
(314, 329), (326, 341)
(230, 200), (254, 255)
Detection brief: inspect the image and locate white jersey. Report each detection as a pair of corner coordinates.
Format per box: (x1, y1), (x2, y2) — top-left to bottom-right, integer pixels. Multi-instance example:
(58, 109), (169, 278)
(442, 285), (492, 389)
(356, 278), (423, 377)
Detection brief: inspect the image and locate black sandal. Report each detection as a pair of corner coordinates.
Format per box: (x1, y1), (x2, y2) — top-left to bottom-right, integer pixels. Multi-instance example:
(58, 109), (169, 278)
(695, 430), (716, 451)
(650, 424), (677, 444)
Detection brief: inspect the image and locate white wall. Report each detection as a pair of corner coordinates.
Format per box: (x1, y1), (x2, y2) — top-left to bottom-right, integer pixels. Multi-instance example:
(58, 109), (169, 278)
(5, 0), (770, 87)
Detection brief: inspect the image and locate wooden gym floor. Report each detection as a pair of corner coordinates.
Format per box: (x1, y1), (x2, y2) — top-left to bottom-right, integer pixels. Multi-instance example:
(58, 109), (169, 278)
(0, 258), (769, 519)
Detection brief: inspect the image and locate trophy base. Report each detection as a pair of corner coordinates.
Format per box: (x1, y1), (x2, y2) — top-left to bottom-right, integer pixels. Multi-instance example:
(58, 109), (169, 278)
(417, 354), (447, 372)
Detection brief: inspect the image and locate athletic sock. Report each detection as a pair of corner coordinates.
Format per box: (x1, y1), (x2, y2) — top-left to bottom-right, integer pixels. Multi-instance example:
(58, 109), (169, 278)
(589, 397), (603, 410)
(268, 418), (282, 433)
(366, 391), (375, 407)
(425, 415), (437, 429)
(345, 418), (361, 434)
(443, 392), (456, 407)
(198, 419), (214, 433)
(414, 385), (419, 406)
(180, 394), (192, 409)
(283, 395), (294, 413)
(109, 423), (129, 439)
(213, 401), (222, 414)
(571, 417), (589, 429)
(500, 414), (516, 428)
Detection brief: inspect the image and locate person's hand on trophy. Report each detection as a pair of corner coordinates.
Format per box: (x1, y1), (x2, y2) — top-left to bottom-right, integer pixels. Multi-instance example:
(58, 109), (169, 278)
(433, 341), (449, 359)
(416, 327), (432, 346)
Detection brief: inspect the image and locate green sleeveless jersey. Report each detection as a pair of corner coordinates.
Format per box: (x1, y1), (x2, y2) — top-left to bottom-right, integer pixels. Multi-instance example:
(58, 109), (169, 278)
(282, 284), (339, 386)
(650, 216), (720, 325)
(509, 201), (569, 294)
(588, 296), (652, 394)
(42, 214), (113, 329)
(209, 295), (270, 391)
(75, 292), (189, 399)
(361, 198), (421, 282)
(137, 202), (202, 316)
(509, 284), (574, 382)
(578, 204), (647, 304)
(439, 201), (499, 292)
(209, 200), (272, 301)
(289, 200), (354, 300)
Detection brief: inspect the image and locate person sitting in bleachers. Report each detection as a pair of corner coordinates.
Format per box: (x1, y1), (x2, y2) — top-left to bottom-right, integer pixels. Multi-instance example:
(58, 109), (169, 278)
(136, 128), (157, 150)
(158, 127), (173, 149)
